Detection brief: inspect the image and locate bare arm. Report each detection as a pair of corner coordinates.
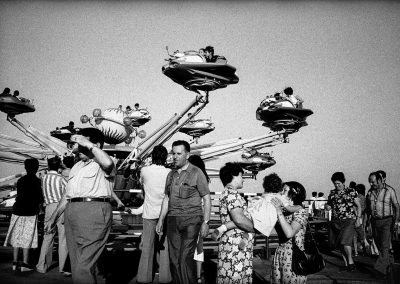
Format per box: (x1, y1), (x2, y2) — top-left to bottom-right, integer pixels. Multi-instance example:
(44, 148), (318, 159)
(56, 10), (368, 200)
(156, 195), (169, 235)
(111, 191), (124, 209)
(200, 194), (211, 238)
(229, 207), (255, 232)
(72, 135), (114, 175)
(285, 205), (303, 213)
(272, 198), (302, 238)
(44, 194), (67, 233)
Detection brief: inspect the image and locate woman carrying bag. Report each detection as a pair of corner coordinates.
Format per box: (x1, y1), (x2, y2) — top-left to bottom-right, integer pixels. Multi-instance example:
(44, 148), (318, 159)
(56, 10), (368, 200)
(270, 181), (308, 284)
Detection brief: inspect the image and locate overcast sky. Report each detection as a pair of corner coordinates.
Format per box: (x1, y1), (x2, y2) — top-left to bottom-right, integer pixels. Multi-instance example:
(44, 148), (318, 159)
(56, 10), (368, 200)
(1, 0), (399, 197)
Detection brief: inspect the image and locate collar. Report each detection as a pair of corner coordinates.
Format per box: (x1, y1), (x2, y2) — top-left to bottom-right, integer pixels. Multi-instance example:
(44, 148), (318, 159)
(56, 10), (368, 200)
(174, 162), (194, 174)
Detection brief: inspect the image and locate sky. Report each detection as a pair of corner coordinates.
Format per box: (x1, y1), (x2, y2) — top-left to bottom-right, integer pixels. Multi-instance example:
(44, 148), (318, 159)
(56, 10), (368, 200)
(0, 0), (400, 198)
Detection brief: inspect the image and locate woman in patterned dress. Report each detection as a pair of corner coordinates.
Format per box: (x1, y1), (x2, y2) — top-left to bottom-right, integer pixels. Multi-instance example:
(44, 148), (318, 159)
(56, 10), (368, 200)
(217, 162), (255, 284)
(271, 181), (308, 284)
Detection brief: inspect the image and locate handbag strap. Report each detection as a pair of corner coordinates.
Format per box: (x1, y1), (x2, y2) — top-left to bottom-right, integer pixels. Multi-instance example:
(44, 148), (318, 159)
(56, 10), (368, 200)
(307, 221), (321, 254)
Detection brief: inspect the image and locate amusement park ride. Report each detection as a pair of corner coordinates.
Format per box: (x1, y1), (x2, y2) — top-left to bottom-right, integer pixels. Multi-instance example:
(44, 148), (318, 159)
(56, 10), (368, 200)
(0, 48), (313, 194)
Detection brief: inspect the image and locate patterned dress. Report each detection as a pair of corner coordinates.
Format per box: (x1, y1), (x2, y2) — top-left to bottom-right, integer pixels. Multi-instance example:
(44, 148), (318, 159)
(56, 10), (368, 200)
(217, 187), (254, 284)
(271, 208), (308, 284)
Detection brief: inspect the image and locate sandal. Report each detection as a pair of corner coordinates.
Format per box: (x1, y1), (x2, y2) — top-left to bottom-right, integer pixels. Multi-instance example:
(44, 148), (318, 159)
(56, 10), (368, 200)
(20, 262), (34, 272)
(12, 262), (18, 271)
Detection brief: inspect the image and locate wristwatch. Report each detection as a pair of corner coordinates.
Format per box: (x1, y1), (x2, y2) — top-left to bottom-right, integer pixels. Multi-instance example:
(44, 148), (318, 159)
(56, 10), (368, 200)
(89, 144), (98, 152)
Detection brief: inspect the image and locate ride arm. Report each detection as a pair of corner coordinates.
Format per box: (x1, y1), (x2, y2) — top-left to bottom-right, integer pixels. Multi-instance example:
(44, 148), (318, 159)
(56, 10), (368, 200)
(354, 197), (362, 227)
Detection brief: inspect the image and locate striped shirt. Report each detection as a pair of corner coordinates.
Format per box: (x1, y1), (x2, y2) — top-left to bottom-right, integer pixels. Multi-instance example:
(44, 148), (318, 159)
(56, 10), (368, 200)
(41, 171), (67, 204)
(367, 185), (399, 218)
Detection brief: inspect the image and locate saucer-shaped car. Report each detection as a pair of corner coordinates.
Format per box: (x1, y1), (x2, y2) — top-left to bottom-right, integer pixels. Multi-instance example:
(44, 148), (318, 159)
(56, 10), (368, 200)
(0, 93), (35, 115)
(162, 50), (239, 92)
(238, 148), (276, 175)
(256, 97), (313, 133)
(179, 118), (215, 138)
(80, 107), (149, 145)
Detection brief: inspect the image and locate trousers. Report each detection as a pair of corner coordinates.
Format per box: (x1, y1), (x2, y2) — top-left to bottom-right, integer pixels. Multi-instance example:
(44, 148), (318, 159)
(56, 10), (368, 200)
(65, 201), (112, 284)
(137, 218), (172, 283)
(372, 217), (393, 274)
(36, 202), (68, 273)
(167, 215), (202, 284)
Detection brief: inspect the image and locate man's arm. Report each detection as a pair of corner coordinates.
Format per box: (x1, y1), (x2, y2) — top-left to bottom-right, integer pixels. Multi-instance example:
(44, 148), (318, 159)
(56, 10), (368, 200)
(200, 193), (211, 238)
(354, 197), (362, 227)
(44, 194), (67, 233)
(72, 135), (114, 175)
(156, 195), (169, 235)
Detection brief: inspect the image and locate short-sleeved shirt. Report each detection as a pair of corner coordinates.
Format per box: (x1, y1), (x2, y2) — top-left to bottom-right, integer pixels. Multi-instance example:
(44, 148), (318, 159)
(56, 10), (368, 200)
(140, 164), (170, 219)
(366, 185), (399, 218)
(165, 163), (210, 216)
(327, 187), (358, 220)
(65, 160), (116, 199)
(41, 171), (67, 204)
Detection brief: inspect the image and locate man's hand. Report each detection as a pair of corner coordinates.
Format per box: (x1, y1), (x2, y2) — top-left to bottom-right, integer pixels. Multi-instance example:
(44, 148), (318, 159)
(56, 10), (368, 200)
(200, 222), (209, 238)
(271, 197), (283, 213)
(44, 217), (56, 235)
(70, 134), (93, 149)
(156, 220), (164, 235)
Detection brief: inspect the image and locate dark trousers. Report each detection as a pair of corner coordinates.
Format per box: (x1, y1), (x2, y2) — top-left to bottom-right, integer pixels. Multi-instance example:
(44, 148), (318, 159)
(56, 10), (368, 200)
(371, 217), (392, 274)
(65, 202), (112, 284)
(167, 215), (202, 284)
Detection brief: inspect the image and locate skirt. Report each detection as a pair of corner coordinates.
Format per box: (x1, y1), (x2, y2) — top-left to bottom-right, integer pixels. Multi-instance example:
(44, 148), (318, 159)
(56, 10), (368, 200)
(4, 214), (38, 249)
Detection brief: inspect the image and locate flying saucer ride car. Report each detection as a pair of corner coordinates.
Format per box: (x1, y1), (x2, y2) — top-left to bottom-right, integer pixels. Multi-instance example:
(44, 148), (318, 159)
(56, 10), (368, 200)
(162, 49), (239, 92)
(179, 118), (215, 140)
(256, 97), (313, 133)
(237, 147), (276, 177)
(80, 107), (149, 145)
(0, 89), (35, 116)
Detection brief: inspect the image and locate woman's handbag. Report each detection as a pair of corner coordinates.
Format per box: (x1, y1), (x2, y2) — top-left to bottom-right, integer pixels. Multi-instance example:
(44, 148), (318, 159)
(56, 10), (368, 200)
(292, 222), (326, 275)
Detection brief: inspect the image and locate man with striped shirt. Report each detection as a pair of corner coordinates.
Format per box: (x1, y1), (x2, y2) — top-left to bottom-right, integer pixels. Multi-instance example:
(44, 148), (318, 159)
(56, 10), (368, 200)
(36, 157), (69, 275)
(366, 171), (400, 276)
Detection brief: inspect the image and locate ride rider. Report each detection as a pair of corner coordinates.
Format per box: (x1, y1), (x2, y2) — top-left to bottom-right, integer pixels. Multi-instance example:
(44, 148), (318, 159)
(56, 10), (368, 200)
(204, 46), (227, 63)
(283, 87), (304, 108)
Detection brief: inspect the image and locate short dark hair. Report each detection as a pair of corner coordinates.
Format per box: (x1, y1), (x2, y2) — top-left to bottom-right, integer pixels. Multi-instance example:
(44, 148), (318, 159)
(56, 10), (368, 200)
(219, 162), (243, 187)
(79, 128), (105, 148)
(262, 173), (282, 193)
(25, 158), (39, 173)
(318, 192), (324, 197)
(369, 171), (383, 182)
(312, 191), (317, 197)
(172, 140), (190, 152)
(151, 145), (168, 166)
(189, 154), (210, 183)
(63, 156), (75, 169)
(349, 181), (357, 189)
(331, 172), (345, 183)
(283, 87), (293, 95)
(284, 181), (306, 206)
(205, 46), (214, 54)
(376, 170), (386, 180)
(47, 157), (61, 171)
(355, 184), (366, 195)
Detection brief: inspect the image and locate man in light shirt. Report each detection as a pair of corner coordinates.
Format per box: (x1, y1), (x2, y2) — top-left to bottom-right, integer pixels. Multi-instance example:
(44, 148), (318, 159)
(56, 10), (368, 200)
(45, 128), (116, 284)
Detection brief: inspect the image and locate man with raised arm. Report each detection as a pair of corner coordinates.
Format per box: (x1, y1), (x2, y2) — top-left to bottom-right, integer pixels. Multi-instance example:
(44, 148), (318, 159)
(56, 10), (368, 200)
(156, 140), (211, 284)
(45, 128), (116, 284)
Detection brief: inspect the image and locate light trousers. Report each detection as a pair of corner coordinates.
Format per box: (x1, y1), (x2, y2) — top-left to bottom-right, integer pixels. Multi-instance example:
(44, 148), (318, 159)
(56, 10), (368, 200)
(36, 202), (68, 272)
(137, 218), (172, 283)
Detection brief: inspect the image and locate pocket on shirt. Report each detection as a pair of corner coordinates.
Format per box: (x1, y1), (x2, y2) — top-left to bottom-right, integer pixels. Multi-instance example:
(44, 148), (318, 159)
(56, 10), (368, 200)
(180, 183), (198, 199)
(79, 167), (97, 189)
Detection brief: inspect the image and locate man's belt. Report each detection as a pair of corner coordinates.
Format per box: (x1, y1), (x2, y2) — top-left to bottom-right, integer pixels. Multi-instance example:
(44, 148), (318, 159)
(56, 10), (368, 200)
(68, 197), (110, 203)
(372, 215), (393, 220)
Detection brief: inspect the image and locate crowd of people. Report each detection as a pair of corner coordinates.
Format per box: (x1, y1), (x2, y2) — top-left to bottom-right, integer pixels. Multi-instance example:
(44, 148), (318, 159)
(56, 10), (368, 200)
(3, 131), (400, 284)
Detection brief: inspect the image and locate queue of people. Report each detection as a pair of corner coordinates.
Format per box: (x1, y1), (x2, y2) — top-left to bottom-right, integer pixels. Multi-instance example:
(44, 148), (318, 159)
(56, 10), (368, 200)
(3, 134), (399, 284)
